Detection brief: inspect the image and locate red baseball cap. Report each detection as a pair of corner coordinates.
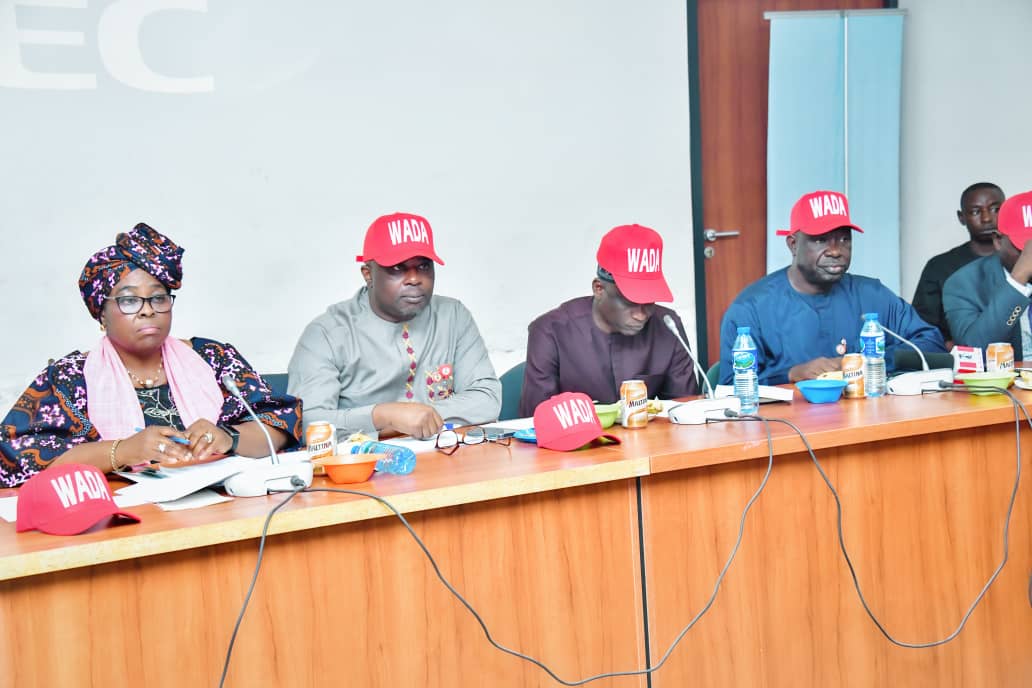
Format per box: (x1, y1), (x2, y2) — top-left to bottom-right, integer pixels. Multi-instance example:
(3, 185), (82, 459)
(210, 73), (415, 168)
(776, 190), (865, 237)
(596, 224), (673, 304)
(355, 212), (445, 266)
(996, 190), (1032, 249)
(16, 464), (140, 536)
(533, 392), (619, 451)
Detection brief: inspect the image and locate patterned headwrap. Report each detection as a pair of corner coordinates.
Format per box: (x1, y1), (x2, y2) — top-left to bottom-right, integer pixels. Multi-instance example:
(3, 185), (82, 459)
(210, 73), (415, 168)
(78, 223), (185, 321)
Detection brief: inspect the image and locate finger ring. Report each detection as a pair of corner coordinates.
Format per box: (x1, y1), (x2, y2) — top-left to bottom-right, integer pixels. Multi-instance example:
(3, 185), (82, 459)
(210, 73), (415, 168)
(157, 442), (167, 454)
(203, 431), (214, 443)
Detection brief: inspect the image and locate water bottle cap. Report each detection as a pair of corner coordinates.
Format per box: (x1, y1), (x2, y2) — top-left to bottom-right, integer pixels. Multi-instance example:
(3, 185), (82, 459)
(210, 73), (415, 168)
(863, 313), (878, 320)
(736, 326), (751, 334)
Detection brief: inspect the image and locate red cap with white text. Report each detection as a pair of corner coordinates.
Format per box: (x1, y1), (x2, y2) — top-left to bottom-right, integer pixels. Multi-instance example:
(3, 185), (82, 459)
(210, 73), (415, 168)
(776, 190), (865, 236)
(596, 224), (673, 304)
(533, 392), (620, 452)
(355, 212), (445, 266)
(996, 190), (1032, 248)
(16, 464), (140, 536)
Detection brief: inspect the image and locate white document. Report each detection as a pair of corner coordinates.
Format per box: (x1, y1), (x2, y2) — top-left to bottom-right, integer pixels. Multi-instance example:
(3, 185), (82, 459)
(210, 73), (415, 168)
(0, 496), (17, 523)
(488, 417), (536, 430)
(156, 489), (233, 511)
(114, 493), (152, 508)
(114, 455), (255, 504)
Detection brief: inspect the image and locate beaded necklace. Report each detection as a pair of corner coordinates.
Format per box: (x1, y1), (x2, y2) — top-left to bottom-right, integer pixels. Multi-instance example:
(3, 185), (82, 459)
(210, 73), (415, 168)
(126, 360), (164, 389)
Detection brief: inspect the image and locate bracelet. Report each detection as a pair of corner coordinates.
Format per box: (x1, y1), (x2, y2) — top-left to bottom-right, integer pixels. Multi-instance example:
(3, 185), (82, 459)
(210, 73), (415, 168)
(109, 439), (123, 473)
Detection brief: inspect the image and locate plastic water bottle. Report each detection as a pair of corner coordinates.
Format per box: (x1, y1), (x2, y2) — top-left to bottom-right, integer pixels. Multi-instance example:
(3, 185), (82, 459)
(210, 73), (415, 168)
(732, 326), (760, 415)
(859, 313), (886, 398)
(351, 441), (417, 475)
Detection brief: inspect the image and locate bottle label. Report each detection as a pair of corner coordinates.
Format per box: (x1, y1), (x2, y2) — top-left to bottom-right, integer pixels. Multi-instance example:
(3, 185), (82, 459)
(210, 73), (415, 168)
(859, 335), (885, 358)
(732, 349), (756, 371)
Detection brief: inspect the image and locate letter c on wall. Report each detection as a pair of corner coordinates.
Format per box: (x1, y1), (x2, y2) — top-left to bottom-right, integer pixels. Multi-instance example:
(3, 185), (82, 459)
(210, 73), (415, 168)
(98, 0), (214, 93)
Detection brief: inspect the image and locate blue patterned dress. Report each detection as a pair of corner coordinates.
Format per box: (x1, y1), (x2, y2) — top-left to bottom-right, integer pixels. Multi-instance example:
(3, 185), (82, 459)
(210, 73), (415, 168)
(0, 338), (302, 487)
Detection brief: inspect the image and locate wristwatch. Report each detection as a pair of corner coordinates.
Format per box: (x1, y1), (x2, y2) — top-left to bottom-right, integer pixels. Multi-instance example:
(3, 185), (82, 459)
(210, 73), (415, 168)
(218, 424), (240, 455)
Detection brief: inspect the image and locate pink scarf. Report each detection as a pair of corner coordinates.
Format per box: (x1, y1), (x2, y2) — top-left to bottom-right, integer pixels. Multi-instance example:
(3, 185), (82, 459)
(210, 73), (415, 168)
(84, 336), (225, 440)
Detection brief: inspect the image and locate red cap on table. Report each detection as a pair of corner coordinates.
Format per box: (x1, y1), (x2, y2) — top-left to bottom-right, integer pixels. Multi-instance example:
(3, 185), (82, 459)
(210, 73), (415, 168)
(16, 464), (140, 536)
(533, 392), (620, 451)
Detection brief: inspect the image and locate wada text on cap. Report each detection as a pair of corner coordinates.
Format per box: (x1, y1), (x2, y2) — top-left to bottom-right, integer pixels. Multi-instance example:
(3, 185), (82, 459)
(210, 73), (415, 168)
(595, 224), (673, 304)
(16, 464), (140, 536)
(355, 212), (445, 266)
(533, 391), (619, 451)
(776, 190), (865, 237)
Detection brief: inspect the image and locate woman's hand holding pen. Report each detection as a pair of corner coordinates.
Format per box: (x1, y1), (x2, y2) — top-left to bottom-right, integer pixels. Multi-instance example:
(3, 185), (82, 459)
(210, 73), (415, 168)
(120, 425), (192, 465)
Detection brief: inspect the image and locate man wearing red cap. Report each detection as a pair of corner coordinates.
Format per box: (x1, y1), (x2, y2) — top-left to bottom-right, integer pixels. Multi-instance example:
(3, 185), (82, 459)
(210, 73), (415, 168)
(519, 224), (699, 416)
(912, 182), (1005, 345)
(720, 190), (944, 385)
(943, 190), (1032, 358)
(288, 213), (501, 439)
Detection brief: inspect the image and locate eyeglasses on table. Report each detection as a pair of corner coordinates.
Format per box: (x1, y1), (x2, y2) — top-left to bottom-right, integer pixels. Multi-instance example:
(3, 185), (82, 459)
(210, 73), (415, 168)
(435, 427), (512, 455)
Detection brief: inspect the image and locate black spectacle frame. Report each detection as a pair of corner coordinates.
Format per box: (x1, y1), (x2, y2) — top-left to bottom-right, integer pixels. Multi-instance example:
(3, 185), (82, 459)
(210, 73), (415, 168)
(435, 427), (512, 455)
(105, 294), (176, 314)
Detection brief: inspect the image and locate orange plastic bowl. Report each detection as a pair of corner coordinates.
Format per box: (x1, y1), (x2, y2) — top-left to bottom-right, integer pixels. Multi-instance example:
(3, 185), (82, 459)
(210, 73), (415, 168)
(311, 454), (381, 483)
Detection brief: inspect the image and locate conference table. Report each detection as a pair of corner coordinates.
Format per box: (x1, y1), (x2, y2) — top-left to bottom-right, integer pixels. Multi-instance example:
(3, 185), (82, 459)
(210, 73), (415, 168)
(1, 388), (1030, 687)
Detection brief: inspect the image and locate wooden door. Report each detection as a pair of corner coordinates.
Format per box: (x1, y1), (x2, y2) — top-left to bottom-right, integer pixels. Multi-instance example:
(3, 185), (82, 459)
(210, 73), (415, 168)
(693, 0), (885, 367)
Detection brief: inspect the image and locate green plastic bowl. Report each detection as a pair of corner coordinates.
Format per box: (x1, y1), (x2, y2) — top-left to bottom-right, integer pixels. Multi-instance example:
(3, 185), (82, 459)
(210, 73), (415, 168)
(957, 371), (1015, 395)
(594, 402), (620, 429)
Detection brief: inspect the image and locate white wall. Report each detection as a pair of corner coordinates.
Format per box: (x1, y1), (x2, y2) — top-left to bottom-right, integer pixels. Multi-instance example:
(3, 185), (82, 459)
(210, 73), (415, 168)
(898, 0), (1032, 300)
(0, 0), (695, 411)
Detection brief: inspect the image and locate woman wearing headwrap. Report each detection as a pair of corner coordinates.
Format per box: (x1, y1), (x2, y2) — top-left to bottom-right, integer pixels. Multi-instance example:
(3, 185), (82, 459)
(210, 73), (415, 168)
(0, 223), (303, 487)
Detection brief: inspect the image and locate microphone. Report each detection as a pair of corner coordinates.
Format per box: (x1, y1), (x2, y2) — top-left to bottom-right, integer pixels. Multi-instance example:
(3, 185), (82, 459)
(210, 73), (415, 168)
(663, 314), (714, 399)
(221, 374), (280, 464)
(880, 324), (929, 371)
(661, 314), (740, 424)
(219, 374), (313, 497)
(864, 324), (952, 395)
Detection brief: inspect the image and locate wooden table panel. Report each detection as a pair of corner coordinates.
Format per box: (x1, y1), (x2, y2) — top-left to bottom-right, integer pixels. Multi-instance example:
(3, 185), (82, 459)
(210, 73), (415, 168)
(642, 423), (1032, 688)
(0, 479), (647, 688)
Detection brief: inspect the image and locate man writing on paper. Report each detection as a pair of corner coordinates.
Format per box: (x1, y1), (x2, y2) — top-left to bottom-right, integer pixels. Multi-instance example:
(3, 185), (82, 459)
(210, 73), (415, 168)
(912, 182), (1005, 346)
(520, 224), (699, 416)
(289, 213), (501, 439)
(943, 190), (1032, 357)
(719, 190), (945, 385)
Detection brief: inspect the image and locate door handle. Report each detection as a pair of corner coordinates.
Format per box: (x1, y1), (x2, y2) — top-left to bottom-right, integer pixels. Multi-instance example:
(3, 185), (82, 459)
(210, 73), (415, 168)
(704, 229), (741, 242)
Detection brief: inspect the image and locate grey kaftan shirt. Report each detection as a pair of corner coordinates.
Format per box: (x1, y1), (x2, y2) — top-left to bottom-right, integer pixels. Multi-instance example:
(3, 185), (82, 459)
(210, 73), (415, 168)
(288, 288), (501, 437)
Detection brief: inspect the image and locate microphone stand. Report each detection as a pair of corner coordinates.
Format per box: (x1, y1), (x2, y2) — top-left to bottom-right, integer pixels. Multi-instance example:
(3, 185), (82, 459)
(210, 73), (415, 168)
(662, 315), (741, 424)
(878, 325), (954, 395)
(219, 374), (313, 497)
(222, 375), (280, 464)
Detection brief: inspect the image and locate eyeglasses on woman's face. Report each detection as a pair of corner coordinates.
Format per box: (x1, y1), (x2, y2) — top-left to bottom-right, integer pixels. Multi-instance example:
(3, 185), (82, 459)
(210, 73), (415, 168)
(105, 293), (176, 315)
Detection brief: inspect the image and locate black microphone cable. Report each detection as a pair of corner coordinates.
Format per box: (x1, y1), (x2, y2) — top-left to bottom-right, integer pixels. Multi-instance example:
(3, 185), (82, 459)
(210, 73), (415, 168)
(218, 478), (306, 688)
(722, 381), (1026, 649)
(221, 439), (778, 686)
(222, 383), (1023, 682)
